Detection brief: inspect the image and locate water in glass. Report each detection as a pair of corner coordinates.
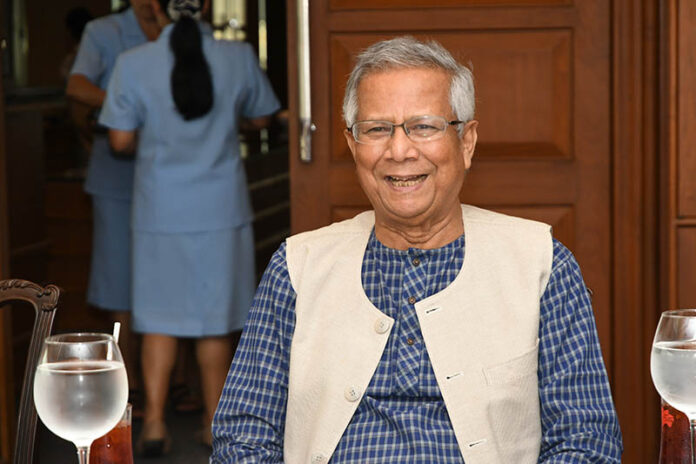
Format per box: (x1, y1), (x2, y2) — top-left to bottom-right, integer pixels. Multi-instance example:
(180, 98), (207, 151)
(33, 333), (128, 464)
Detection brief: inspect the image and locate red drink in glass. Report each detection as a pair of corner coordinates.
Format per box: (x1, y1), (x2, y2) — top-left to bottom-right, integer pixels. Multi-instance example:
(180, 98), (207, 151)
(90, 403), (133, 464)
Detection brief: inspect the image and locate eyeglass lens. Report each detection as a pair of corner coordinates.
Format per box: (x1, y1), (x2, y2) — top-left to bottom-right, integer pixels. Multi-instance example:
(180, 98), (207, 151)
(352, 116), (454, 144)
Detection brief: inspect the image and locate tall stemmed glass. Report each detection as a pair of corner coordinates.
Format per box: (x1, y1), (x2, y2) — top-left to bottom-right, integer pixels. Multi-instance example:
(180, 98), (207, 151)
(651, 309), (696, 464)
(33, 333), (129, 464)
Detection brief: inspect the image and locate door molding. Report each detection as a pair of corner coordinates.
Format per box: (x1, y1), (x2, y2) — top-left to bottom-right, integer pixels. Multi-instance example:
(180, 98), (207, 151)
(611, 0), (660, 462)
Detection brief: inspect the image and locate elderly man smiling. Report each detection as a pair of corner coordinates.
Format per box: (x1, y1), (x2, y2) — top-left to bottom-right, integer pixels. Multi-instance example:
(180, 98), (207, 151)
(210, 36), (623, 464)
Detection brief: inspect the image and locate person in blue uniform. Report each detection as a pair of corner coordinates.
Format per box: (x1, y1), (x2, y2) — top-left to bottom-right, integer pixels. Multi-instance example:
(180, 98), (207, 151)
(66, 0), (161, 396)
(99, 0), (280, 455)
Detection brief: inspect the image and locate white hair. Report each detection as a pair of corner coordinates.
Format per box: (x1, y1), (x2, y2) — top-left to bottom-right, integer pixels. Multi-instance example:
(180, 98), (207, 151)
(342, 36), (475, 132)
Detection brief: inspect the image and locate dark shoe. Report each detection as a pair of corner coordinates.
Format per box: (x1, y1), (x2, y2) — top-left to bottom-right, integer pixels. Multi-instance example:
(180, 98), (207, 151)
(169, 384), (203, 414)
(137, 438), (170, 458)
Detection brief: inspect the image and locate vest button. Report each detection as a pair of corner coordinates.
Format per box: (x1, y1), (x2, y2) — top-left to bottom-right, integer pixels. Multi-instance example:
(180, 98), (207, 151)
(311, 453), (327, 463)
(344, 386), (361, 402)
(374, 318), (391, 334)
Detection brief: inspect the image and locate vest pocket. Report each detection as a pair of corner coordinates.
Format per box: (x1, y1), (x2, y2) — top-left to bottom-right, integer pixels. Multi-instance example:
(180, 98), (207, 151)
(482, 341), (541, 463)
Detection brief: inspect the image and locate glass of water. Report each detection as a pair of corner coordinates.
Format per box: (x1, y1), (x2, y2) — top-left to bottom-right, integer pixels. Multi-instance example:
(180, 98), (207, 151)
(651, 309), (696, 464)
(33, 333), (129, 464)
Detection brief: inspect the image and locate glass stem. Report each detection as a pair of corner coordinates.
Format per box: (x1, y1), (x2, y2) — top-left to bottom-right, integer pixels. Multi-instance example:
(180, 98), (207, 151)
(690, 420), (696, 464)
(76, 445), (90, 464)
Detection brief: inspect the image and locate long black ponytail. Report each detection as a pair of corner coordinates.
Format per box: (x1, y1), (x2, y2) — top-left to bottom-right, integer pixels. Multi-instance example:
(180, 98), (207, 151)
(160, 0), (213, 120)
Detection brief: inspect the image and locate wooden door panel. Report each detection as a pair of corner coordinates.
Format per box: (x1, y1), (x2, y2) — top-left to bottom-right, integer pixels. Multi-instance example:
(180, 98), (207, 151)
(677, 227), (696, 306)
(678, 0), (696, 217)
(330, 30), (572, 161)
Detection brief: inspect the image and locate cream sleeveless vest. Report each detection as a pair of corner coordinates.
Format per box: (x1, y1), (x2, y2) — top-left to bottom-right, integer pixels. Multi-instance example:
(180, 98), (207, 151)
(284, 205), (552, 464)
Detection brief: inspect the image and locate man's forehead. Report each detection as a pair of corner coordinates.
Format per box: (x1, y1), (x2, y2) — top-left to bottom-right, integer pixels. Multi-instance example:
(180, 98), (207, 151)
(355, 67), (452, 116)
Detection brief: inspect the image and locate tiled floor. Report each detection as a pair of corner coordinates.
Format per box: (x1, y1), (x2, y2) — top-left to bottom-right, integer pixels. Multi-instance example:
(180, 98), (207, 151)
(37, 406), (211, 464)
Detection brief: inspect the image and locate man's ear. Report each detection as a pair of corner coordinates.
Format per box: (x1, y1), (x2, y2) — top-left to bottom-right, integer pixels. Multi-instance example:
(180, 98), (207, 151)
(344, 128), (357, 160)
(460, 120), (478, 170)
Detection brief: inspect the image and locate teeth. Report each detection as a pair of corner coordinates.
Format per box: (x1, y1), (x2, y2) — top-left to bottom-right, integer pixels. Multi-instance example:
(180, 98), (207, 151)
(386, 175), (426, 187)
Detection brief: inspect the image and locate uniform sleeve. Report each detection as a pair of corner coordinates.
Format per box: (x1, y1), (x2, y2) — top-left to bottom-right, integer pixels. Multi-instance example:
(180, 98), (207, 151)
(210, 243), (295, 464)
(98, 54), (142, 131)
(70, 23), (106, 83)
(239, 44), (281, 119)
(537, 240), (623, 462)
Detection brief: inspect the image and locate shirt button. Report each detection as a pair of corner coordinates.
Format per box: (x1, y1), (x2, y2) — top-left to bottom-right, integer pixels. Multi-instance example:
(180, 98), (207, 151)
(412, 257), (421, 266)
(406, 338), (415, 345)
(408, 296), (416, 304)
(344, 386), (361, 402)
(374, 318), (391, 334)
(311, 454), (328, 463)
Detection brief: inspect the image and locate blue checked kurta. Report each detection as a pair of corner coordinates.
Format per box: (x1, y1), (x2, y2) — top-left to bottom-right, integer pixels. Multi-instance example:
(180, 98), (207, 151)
(211, 232), (623, 463)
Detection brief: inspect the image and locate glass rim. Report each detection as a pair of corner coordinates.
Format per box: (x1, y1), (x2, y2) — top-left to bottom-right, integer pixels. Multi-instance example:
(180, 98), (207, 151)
(44, 332), (115, 344)
(659, 309), (696, 318)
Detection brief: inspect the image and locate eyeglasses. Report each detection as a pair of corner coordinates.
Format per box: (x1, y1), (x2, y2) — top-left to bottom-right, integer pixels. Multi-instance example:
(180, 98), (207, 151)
(347, 115), (463, 145)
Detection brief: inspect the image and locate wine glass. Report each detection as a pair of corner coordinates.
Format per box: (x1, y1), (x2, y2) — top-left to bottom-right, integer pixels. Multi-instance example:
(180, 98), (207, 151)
(651, 309), (696, 464)
(33, 333), (129, 464)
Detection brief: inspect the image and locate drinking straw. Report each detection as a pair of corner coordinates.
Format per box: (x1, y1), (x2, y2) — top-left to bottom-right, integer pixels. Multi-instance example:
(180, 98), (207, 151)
(113, 322), (121, 344)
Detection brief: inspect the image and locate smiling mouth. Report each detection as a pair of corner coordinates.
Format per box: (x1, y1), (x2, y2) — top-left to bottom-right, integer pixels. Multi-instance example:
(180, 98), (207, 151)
(385, 175), (427, 187)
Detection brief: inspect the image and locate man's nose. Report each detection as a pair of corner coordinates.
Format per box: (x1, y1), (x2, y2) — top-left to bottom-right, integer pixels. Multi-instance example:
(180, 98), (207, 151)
(386, 125), (418, 161)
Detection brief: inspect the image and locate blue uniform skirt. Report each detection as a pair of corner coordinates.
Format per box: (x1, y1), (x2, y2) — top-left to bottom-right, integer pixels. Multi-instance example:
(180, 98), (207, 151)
(131, 225), (255, 337)
(87, 196), (132, 311)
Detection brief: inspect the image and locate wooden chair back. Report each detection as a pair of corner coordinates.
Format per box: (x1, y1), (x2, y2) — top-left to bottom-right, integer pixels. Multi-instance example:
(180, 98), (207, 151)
(0, 279), (59, 464)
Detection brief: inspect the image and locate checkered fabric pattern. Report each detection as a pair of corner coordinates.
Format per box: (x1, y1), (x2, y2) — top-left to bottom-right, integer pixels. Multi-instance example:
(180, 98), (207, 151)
(211, 233), (623, 463)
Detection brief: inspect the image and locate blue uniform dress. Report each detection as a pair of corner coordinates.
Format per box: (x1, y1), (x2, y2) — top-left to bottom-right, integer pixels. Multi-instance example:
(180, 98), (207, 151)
(70, 8), (147, 311)
(99, 23), (280, 337)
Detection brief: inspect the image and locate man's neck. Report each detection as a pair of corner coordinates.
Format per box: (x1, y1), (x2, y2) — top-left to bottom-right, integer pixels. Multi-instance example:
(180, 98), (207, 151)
(374, 209), (464, 250)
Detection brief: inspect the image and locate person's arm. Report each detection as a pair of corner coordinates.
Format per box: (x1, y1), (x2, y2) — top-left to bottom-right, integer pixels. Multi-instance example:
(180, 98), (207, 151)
(108, 129), (136, 155)
(240, 114), (274, 131)
(210, 243), (296, 463)
(537, 239), (623, 463)
(66, 22), (106, 108)
(66, 74), (105, 108)
(98, 54), (142, 154)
